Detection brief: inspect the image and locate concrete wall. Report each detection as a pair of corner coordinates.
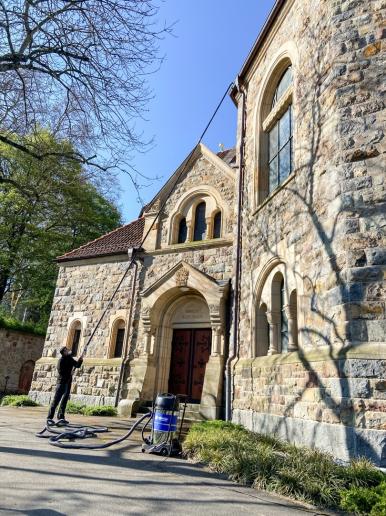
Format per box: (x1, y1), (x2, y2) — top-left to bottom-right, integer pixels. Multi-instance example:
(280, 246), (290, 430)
(0, 328), (44, 393)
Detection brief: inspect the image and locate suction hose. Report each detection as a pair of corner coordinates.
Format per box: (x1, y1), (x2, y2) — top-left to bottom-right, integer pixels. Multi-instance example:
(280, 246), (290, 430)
(36, 411), (152, 450)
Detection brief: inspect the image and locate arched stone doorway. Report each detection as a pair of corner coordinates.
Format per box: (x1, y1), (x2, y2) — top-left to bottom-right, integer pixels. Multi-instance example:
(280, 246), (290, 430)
(18, 360), (35, 393)
(155, 294), (211, 402)
(126, 261), (228, 419)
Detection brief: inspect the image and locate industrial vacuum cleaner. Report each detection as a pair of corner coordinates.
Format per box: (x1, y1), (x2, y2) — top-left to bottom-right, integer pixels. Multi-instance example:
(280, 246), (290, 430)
(142, 393), (187, 456)
(37, 392), (187, 456)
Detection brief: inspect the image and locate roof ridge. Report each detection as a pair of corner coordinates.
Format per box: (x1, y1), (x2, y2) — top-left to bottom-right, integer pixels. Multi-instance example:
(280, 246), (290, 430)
(57, 217), (144, 260)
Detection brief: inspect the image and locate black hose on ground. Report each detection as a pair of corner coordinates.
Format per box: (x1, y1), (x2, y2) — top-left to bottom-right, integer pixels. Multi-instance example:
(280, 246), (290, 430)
(36, 412), (152, 450)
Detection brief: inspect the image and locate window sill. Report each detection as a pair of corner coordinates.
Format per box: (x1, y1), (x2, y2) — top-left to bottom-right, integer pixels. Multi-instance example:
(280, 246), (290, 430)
(253, 171), (296, 217)
(149, 237), (233, 255)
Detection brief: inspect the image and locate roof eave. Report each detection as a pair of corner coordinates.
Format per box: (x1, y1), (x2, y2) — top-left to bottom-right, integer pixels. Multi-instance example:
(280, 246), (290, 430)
(230, 0), (286, 103)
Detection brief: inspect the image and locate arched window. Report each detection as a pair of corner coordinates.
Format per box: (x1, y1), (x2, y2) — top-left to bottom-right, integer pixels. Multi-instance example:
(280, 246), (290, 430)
(68, 320), (82, 356)
(213, 211), (222, 239)
(109, 318), (126, 358)
(271, 272), (289, 354)
(268, 66), (293, 193)
(193, 202), (207, 241)
(259, 63), (294, 203)
(178, 217), (187, 244)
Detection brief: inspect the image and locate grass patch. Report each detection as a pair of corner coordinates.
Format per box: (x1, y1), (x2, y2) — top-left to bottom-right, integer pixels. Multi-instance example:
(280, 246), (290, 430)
(66, 402), (116, 417)
(183, 420), (385, 511)
(1, 395), (39, 407)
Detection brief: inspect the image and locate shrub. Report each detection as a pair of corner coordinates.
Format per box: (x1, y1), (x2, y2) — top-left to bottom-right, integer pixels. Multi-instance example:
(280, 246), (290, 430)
(83, 405), (117, 417)
(0, 312), (46, 336)
(340, 482), (386, 515)
(184, 420), (385, 510)
(65, 401), (86, 414)
(1, 395), (39, 407)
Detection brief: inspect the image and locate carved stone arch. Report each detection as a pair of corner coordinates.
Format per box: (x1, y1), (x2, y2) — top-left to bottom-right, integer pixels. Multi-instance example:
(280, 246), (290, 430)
(251, 256), (299, 358)
(252, 41), (299, 208)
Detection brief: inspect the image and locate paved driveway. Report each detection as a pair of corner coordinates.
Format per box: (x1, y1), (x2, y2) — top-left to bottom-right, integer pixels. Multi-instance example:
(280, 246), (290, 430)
(0, 407), (328, 515)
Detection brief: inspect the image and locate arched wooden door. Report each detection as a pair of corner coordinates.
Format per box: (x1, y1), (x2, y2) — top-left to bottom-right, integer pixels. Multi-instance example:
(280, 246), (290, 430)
(18, 360), (35, 393)
(168, 328), (211, 402)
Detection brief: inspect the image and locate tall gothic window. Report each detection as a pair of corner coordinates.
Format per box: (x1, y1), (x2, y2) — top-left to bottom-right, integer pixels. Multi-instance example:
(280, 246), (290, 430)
(268, 66), (293, 193)
(178, 217), (187, 244)
(213, 211), (222, 239)
(193, 202), (207, 241)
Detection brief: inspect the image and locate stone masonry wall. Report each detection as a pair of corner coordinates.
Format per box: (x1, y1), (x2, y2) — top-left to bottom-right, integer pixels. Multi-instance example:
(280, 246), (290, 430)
(30, 257), (136, 405)
(232, 0), (385, 463)
(0, 328), (44, 393)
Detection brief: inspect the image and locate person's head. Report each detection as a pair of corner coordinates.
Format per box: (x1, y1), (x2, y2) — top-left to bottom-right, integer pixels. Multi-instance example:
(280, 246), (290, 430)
(60, 346), (70, 357)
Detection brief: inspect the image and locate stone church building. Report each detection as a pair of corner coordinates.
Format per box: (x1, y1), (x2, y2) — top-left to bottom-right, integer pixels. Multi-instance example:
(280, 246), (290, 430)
(31, 0), (385, 464)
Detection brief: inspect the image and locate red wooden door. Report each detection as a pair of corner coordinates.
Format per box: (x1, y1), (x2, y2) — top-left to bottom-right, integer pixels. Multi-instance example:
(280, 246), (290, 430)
(168, 328), (211, 402)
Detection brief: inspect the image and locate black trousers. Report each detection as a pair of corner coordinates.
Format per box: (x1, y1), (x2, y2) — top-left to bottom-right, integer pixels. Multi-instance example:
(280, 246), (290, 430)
(48, 379), (72, 420)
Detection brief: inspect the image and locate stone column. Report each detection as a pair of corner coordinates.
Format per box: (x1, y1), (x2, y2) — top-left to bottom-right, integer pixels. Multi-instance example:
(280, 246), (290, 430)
(206, 217), (213, 239)
(186, 219), (193, 242)
(211, 325), (222, 356)
(284, 304), (297, 352)
(267, 310), (280, 355)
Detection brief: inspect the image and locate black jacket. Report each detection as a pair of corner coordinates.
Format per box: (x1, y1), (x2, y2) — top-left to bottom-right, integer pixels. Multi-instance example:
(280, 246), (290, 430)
(57, 355), (83, 382)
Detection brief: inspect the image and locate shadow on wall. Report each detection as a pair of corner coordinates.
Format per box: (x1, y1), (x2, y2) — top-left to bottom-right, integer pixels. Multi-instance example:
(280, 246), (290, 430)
(239, 11), (385, 465)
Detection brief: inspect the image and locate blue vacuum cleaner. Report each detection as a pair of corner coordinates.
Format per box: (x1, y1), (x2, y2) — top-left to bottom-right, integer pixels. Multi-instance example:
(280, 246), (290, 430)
(141, 393), (187, 456)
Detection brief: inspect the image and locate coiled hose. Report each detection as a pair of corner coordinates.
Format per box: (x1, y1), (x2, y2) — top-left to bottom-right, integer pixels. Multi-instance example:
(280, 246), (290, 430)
(36, 411), (152, 449)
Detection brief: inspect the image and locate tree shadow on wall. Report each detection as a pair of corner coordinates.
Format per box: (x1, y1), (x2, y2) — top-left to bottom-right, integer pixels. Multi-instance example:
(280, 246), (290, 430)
(243, 9), (385, 465)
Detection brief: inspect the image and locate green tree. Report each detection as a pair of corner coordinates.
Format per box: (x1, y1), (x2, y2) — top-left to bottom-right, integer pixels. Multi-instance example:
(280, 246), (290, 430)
(0, 131), (121, 329)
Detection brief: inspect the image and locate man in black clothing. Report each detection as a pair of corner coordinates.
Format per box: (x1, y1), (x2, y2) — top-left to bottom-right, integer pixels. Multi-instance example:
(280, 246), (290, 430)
(47, 346), (83, 424)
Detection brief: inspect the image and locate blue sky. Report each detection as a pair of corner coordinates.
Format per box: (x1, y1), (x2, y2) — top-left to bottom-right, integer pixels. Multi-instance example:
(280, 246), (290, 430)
(119, 0), (276, 222)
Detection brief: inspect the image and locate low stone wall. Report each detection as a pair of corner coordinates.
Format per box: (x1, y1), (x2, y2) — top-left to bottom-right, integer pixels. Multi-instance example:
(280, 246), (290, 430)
(0, 328), (45, 393)
(30, 357), (123, 406)
(232, 345), (386, 466)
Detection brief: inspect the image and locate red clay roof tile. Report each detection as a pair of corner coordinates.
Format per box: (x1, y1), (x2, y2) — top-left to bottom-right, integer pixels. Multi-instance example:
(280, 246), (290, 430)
(56, 217), (145, 262)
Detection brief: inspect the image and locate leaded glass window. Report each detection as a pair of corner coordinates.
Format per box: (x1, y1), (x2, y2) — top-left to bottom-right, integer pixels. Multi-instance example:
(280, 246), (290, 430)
(267, 65), (294, 194)
(193, 202), (207, 241)
(268, 105), (293, 192)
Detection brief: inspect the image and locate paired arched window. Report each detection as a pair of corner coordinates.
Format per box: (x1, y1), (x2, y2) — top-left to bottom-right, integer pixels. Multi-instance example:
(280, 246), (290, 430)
(255, 268), (298, 356)
(67, 320), (82, 356)
(259, 62), (294, 203)
(109, 318), (125, 358)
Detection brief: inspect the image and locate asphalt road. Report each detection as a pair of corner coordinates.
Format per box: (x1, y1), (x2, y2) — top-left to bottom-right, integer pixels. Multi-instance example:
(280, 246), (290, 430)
(0, 407), (329, 515)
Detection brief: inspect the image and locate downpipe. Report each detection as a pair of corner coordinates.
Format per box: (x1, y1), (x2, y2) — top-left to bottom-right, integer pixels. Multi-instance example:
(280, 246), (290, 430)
(115, 249), (139, 407)
(225, 78), (246, 421)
